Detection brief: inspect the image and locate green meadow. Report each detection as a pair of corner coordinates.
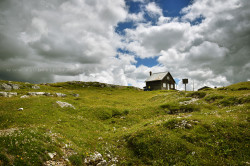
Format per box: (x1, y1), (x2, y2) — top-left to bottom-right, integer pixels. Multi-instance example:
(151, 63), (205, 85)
(0, 80), (249, 165)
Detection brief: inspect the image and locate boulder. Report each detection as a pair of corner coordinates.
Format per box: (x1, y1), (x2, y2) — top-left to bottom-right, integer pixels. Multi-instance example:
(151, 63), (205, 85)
(0, 83), (12, 91)
(11, 84), (20, 90)
(32, 85), (40, 89)
(72, 93), (79, 97)
(55, 93), (67, 97)
(20, 95), (29, 98)
(84, 152), (106, 165)
(56, 101), (75, 109)
(0, 92), (8, 97)
(18, 108), (23, 111)
(7, 92), (17, 97)
(28, 92), (46, 96)
(0, 92), (17, 97)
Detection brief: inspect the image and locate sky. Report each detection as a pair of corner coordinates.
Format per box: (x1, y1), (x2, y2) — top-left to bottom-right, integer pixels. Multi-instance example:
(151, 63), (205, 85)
(0, 0), (249, 90)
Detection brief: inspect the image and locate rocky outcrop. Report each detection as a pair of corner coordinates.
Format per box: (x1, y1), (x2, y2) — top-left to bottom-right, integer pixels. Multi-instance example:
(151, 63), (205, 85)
(0, 92), (17, 97)
(20, 95), (29, 98)
(72, 93), (79, 97)
(56, 101), (75, 109)
(0, 83), (20, 91)
(84, 152), (107, 166)
(55, 93), (67, 97)
(32, 85), (40, 89)
(27, 92), (51, 96)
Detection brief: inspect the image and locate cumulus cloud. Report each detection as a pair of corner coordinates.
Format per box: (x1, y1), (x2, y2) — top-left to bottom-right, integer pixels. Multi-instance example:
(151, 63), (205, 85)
(0, 0), (127, 83)
(123, 0), (250, 89)
(145, 2), (163, 17)
(0, 0), (249, 89)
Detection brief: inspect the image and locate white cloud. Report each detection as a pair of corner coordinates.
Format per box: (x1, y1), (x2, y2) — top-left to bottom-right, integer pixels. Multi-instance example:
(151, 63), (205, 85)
(122, 0), (250, 88)
(145, 2), (163, 17)
(0, 0), (249, 89)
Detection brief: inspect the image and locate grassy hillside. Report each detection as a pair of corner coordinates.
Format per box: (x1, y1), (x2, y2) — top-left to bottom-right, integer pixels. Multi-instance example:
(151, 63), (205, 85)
(0, 81), (249, 165)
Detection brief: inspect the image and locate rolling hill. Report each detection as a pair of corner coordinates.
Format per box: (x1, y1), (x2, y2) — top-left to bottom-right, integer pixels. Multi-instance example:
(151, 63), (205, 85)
(0, 80), (249, 165)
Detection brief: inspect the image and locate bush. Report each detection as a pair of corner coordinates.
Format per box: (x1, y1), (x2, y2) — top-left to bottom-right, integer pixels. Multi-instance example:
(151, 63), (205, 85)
(163, 119), (179, 129)
(205, 94), (225, 102)
(178, 98), (192, 102)
(238, 87), (249, 90)
(96, 109), (112, 120)
(69, 154), (83, 166)
(123, 109), (130, 115)
(160, 103), (199, 114)
(186, 91), (206, 98)
(219, 97), (240, 106)
(112, 109), (122, 117)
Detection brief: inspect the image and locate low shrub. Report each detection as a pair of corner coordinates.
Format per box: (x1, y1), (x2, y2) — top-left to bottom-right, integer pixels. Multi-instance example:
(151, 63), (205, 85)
(69, 154), (83, 166)
(112, 109), (122, 117)
(160, 102), (199, 114)
(237, 87), (249, 90)
(205, 94), (225, 102)
(123, 109), (130, 115)
(186, 91), (206, 98)
(219, 97), (241, 106)
(96, 109), (112, 120)
(178, 98), (192, 102)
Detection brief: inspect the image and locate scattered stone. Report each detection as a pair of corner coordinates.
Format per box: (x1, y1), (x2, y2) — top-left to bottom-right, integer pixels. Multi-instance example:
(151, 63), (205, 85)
(18, 108), (23, 111)
(20, 95), (29, 98)
(44, 160), (66, 166)
(98, 137), (103, 140)
(28, 92), (46, 96)
(0, 92), (17, 97)
(48, 152), (57, 159)
(0, 83), (12, 91)
(56, 101), (75, 109)
(84, 152), (107, 166)
(72, 93), (79, 97)
(96, 160), (107, 166)
(0, 92), (7, 97)
(55, 93), (67, 97)
(32, 85), (40, 89)
(111, 157), (118, 163)
(11, 84), (20, 90)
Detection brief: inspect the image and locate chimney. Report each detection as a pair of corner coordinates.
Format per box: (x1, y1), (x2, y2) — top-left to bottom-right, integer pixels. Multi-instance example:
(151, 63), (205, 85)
(149, 71), (152, 76)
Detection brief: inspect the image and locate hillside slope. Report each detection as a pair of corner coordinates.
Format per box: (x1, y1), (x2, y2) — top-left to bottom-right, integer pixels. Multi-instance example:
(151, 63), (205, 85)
(0, 81), (249, 165)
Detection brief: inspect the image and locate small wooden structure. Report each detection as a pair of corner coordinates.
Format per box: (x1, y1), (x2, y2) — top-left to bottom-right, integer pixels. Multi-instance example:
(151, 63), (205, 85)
(145, 71), (176, 90)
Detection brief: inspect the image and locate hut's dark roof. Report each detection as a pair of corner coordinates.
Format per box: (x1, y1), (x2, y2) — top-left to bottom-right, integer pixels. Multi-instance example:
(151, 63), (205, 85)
(145, 72), (169, 82)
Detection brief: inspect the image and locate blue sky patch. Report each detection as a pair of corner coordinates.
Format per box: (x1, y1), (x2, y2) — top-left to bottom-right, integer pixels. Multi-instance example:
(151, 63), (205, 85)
(135, 56), (158, 67)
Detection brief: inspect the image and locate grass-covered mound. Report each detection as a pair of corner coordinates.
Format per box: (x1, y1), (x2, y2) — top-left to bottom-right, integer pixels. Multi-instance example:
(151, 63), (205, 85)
(0, 80), (249, 165)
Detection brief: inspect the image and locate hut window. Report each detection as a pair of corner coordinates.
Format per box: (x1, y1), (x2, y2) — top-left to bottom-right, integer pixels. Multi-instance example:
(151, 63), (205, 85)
(171, 84), (174, 89)
(167, 76), (170, 80)
(163, 83), (166, 88)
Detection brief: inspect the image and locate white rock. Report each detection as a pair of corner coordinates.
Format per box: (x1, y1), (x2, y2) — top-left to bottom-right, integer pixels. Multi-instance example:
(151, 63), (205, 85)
(56, 101), (75, 109)
(18, 108), (23, 111)
(55, 93), (67, 97)
(20, 95), (29, 98)
(0, 83), (12, 90)
(72, 93), (79, 97)
(32, 85), (40, 89)
(11, 84), (20, 90)
(7, 92), (17, 97)
(0, 92), (7, 97)
(48, 152), (57, 159)
(97, 160), (107, 166)
(28, 92), (46, 96)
